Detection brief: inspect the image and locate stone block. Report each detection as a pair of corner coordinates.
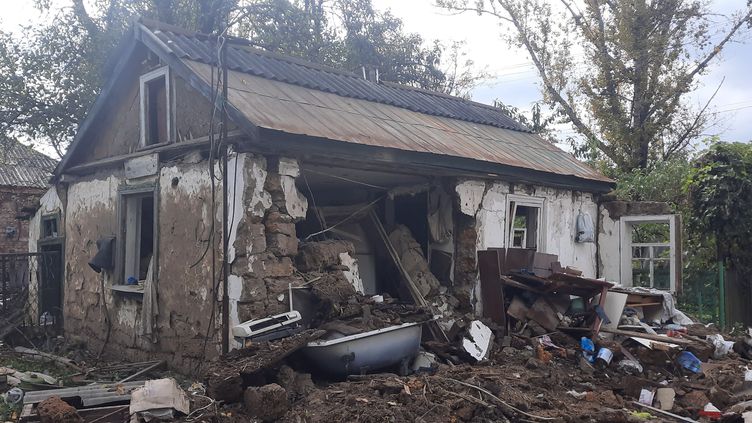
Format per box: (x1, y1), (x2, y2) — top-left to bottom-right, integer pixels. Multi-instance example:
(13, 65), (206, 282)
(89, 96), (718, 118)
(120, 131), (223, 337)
(266, 276), (304, 297)
(263, 256), (294, 277)
(296, 240), (354, 271)
(264, 173), (283, 194)
(237, 301), (267, 322)
(240, 277), (267, 301)
(243, 384), (289, 422)
(265, 221), (296, 236)
(245, 223), (267, 254)
(266, 233), (298, 257)
(266, 210), (293, 224)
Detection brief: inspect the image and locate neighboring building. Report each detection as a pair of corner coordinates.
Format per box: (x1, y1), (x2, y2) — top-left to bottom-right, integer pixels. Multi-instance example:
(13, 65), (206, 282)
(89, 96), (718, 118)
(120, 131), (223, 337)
(0, 140), (56, 253)
(34, 19), (678, 371)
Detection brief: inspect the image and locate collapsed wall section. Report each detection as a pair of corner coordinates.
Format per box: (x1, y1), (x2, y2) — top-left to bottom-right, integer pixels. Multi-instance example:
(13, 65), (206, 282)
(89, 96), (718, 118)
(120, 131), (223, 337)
(453, 179), (599, 313)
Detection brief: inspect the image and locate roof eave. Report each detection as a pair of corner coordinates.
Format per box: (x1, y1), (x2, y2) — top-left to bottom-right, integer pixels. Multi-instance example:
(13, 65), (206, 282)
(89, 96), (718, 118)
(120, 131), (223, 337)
(254, 128), (615, 193)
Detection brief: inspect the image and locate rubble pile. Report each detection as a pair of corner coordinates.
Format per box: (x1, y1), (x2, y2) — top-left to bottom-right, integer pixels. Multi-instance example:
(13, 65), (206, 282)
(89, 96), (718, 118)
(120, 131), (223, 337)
(7, 233), (752, 422)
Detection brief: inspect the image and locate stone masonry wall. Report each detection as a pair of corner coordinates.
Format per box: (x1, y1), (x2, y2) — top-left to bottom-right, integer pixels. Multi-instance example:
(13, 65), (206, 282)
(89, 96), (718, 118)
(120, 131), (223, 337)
(230, 156), (309, 346)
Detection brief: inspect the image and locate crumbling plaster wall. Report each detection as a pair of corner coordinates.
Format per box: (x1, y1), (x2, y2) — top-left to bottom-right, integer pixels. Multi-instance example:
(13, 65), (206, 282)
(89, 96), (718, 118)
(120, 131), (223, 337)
(63, 174), (123, 351)
(454, 179), (598, 312)
(227, 154), (309, 350)
(62, 161), (225, 371)
(60, 151), (313, 369)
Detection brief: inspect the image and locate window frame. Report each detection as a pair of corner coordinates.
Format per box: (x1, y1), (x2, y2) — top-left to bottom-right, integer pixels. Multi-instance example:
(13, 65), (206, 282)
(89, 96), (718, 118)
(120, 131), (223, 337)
(620, 215), (678, 292)
(139, 66), (173, 147)
(116, 185), (159, 288)
(40, 212), (62, 240)
(506, 194), (545, 251)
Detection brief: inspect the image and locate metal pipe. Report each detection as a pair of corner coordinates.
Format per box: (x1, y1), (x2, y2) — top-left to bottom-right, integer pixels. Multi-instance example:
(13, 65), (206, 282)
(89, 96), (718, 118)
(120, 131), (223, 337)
(719, 259), (726, 330)
(220, 32), (230, 355)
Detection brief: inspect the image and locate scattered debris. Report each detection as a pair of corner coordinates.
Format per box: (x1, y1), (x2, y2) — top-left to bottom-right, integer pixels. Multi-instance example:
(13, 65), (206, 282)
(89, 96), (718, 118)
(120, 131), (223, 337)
(129, 378), (189, 422)
(36, 396), (82, 423)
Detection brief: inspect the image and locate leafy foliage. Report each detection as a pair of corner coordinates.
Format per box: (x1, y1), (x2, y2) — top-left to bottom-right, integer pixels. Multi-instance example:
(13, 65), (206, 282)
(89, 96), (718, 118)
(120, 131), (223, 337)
(1, 0), (487, 157)
(611, 156), (693, 204)
(438, 0), (752, 171)
(686, 142), (752, 268)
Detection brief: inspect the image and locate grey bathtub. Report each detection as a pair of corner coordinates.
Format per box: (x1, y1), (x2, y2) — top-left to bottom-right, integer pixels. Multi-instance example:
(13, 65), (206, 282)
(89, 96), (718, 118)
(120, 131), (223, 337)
(302, 322), (423, 376)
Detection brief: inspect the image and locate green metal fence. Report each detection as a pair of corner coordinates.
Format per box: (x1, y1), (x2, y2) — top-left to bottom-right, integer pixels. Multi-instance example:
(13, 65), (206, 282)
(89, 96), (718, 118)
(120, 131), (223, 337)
(677, 267), (720, 325)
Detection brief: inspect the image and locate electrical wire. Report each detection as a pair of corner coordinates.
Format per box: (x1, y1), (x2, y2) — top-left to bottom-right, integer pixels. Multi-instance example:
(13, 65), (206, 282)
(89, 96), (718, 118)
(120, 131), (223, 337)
(303, 196), (384, 241)
(196, 30), (228, 373)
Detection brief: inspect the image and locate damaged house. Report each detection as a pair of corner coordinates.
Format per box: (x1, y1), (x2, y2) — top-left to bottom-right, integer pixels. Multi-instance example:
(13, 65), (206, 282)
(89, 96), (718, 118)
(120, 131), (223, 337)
(29, 19), (682, 371)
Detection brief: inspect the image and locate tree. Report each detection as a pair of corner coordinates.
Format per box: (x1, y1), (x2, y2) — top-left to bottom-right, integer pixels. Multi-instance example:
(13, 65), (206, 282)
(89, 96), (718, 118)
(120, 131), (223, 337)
(686, 142), (752, 270)
(1, 0), (487, 157)
(439, 0), (752, 171)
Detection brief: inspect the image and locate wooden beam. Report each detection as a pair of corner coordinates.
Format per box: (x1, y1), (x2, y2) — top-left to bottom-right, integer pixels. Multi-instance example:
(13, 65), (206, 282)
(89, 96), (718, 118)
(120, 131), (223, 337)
(599, 327), (695, 347)
(62, 130), (245, 176)
(632, 401), (699, 422)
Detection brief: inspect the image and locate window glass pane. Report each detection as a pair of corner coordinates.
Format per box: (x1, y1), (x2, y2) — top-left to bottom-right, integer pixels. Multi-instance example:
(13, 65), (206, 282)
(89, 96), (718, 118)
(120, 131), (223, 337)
(145, 75), (167, 145)
(512, 229), (526, 248)
(508, 201), (541, 250)
(654, 246), (671, 259)
(632, 246), (650, 259)
(632, 260), (651, 287)
(631, 222), (670, 243)
(653, 260), (670, 290)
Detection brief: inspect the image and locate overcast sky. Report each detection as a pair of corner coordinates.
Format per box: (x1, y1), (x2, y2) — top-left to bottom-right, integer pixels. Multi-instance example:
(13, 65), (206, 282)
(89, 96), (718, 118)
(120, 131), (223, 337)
(2, 0), (751, 154)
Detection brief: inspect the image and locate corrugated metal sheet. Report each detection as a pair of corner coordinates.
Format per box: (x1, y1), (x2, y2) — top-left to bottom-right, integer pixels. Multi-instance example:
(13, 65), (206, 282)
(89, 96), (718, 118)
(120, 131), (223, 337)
(186, 61), (611, 183)
(23, 381), (145, 407)
(148, 26), (530, 132)
(0, 140), (56, 188)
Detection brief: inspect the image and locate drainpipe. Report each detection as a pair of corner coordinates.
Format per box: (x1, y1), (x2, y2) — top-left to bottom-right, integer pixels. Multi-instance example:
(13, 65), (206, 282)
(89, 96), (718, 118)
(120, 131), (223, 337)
(719, 259), (726, 330)
(220, 33), (230, 355)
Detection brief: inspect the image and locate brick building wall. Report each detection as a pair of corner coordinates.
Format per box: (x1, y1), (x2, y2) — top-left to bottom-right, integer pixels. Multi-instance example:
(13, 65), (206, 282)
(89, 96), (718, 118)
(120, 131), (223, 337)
(0, 186), (46, 253)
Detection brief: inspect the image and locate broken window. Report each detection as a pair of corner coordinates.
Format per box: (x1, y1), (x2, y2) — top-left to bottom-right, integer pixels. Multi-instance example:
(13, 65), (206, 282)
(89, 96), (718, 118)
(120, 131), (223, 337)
(618, 215), (680, 292)
(630, 222), (671, 290)
(507, 196), (544, 250)
(140, 67), (171, 146)
(121, 192), (155, 283)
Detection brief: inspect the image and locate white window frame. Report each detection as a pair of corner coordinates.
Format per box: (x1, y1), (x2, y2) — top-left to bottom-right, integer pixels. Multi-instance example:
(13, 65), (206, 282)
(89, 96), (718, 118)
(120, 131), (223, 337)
(506, 194), (546, 251)
(619, 215), (677, 292)
(139, 66), (172, 147)
(116, 186), (158, 286)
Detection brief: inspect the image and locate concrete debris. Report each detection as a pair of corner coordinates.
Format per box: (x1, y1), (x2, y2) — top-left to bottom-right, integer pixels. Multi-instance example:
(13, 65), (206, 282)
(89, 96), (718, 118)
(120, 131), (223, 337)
(296, 240), (355, 272)
(37, 396), (82, 423)
(129, 378), (189, 421)
(461, 320), (494, 362)
(388, 225), (441, 298)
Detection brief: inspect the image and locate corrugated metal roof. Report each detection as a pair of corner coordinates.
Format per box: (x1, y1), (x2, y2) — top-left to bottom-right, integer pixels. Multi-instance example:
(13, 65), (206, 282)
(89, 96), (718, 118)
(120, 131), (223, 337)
(186, 61), (611, 183)
(147, 26), (530, 132)
(0, 140), (56, 188)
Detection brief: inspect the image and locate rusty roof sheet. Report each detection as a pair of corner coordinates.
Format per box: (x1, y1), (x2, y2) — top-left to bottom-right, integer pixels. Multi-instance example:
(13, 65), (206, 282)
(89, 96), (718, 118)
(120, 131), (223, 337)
(0, 140), (56, 188)
(186, 61), (611, 183)
(148, 25), (530, 132)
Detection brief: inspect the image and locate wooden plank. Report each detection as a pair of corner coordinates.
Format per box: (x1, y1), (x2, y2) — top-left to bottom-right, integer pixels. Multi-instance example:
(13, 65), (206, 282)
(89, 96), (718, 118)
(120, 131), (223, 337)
(477, 250), (506, 328)
(117, 360), (165, 383)
(632, 401), (699, 422)
(368, 210), (448, 342)
(600, 327), (695, 347)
